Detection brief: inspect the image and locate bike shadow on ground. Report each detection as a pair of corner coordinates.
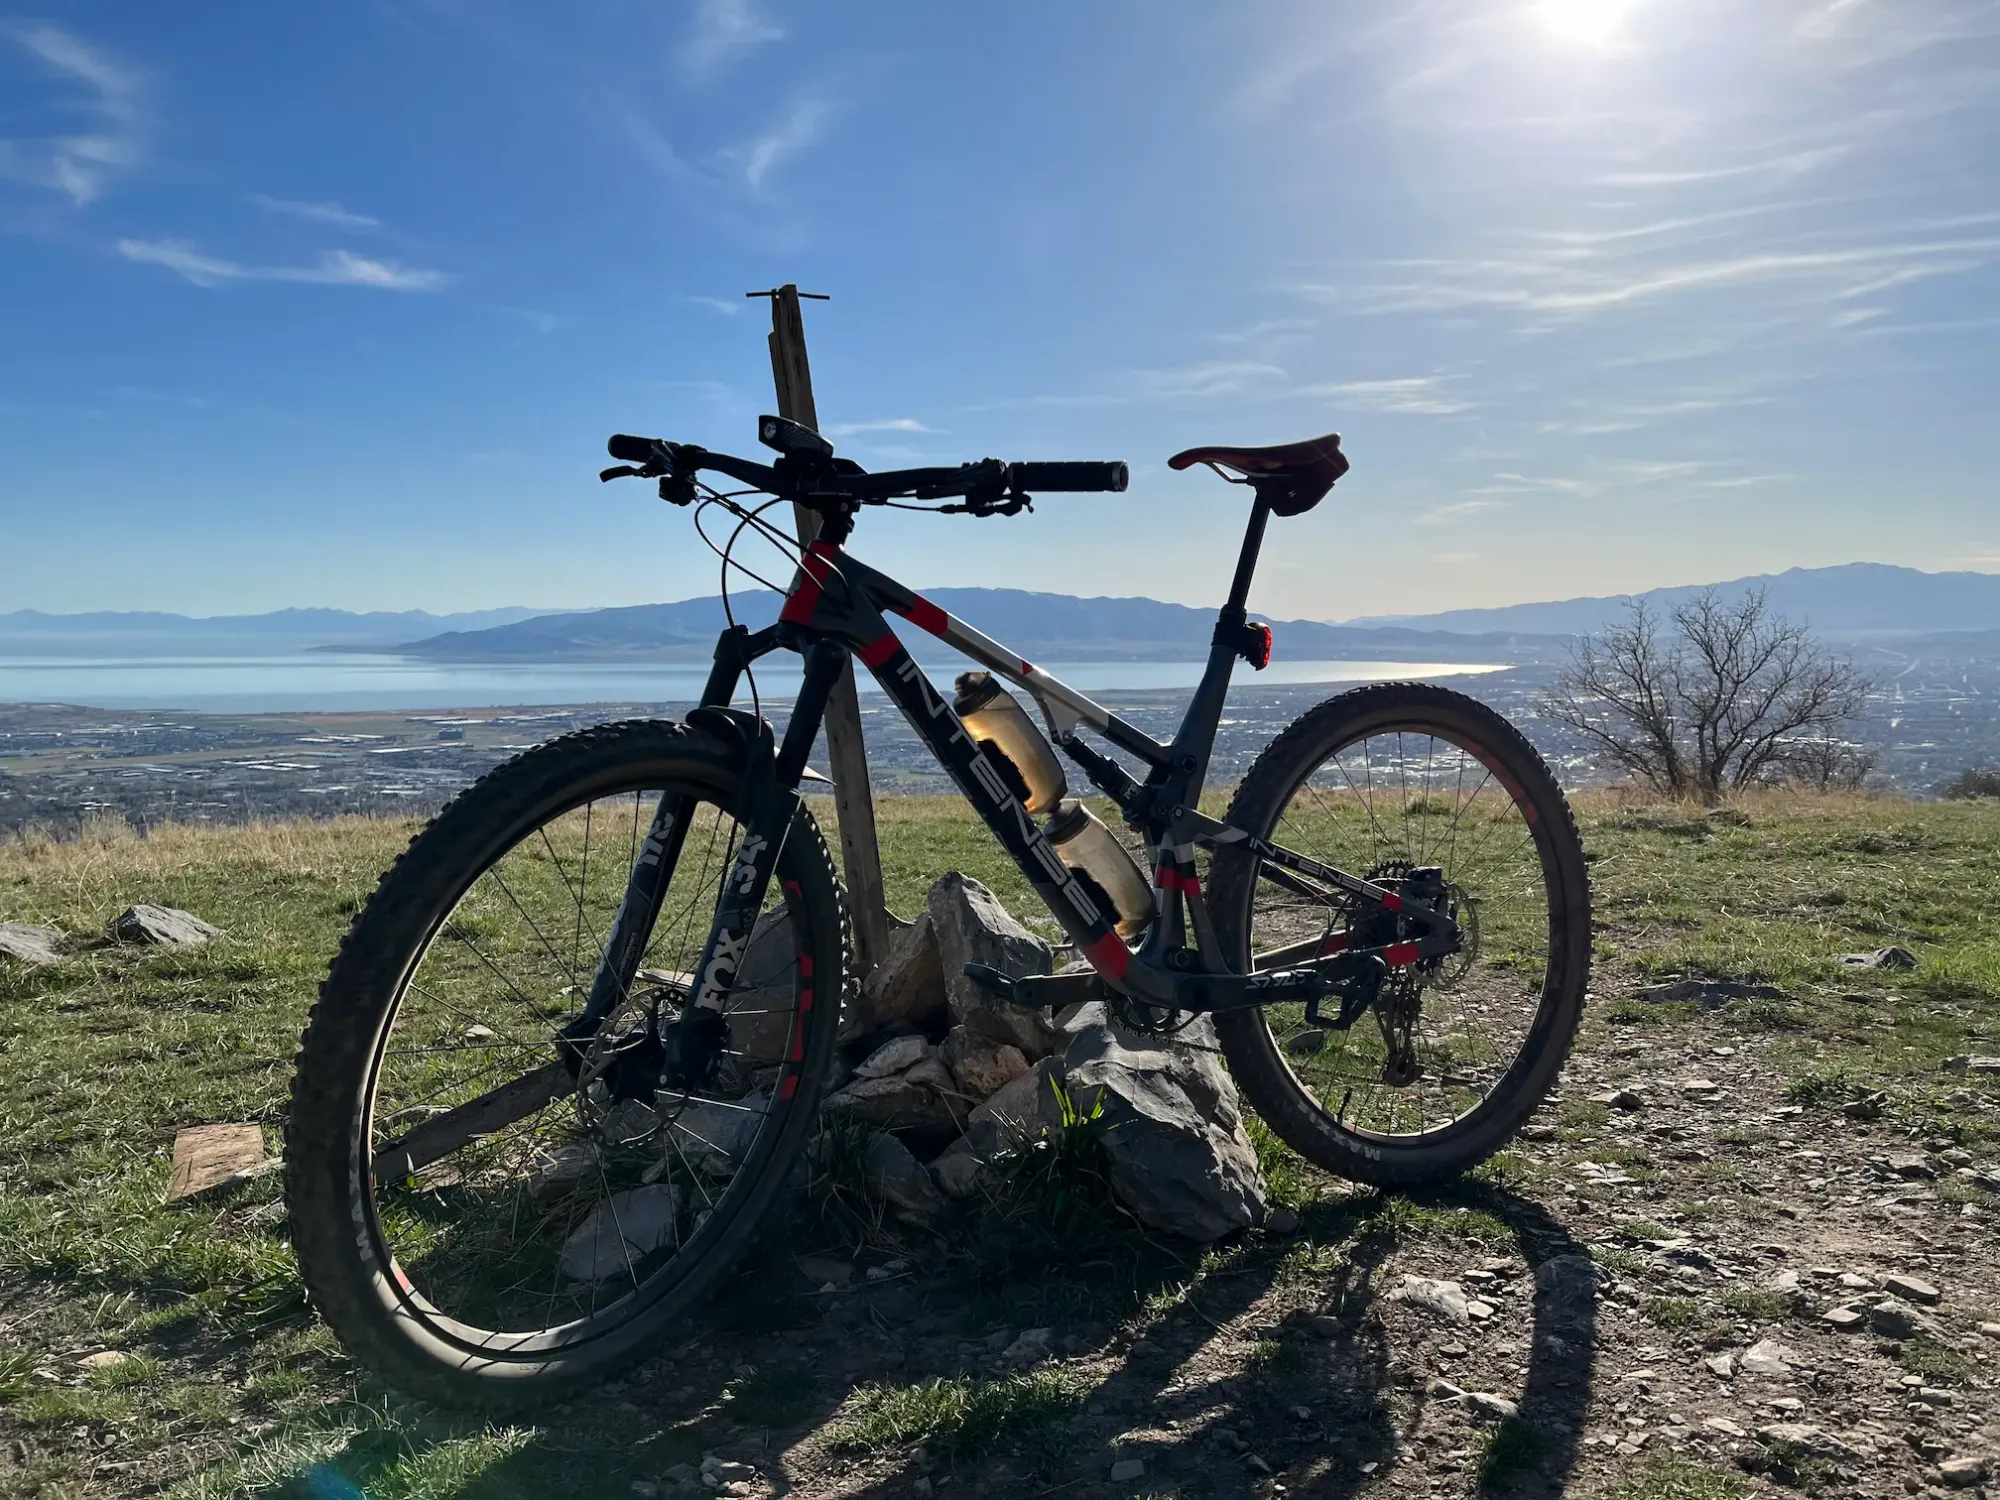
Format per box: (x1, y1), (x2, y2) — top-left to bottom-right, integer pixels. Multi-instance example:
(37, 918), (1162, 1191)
(410, 1180), (1597, 1500)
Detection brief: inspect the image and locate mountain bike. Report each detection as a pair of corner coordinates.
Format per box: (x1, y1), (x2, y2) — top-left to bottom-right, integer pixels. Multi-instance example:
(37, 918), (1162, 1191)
(286, 416), (1590, 1405)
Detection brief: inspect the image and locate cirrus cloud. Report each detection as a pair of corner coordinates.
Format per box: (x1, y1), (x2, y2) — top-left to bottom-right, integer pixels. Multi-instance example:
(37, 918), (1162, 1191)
(118, 239), (445, 291)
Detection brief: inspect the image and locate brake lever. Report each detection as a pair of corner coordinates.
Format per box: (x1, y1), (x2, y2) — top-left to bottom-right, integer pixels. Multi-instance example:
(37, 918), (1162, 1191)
(599, 465), (648, 482)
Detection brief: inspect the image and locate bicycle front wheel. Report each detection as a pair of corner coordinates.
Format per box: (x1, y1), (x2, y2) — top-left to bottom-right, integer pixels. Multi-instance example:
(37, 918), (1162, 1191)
(286, 720), (848, 1407)
(1210, 683), (1590, 1186)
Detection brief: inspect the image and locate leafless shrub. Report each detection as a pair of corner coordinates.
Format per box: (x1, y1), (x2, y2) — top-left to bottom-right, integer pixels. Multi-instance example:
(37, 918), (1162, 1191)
(1939, 765), (2000, 800)
(1541, 588), (1871, 802)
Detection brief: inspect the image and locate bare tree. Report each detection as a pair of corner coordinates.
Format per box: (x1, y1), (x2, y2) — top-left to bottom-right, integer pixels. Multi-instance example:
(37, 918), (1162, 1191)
(1541, 588), (1871, 801)
(1778, 734), (1879, 792)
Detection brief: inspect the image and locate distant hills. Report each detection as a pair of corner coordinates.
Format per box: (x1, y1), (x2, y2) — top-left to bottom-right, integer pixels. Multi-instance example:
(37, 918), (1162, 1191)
(0, 606), (550, 658)
(385, 589), (1562, 665)
(7, 564), (1995, 666)
(1350, 563), (2000, 639)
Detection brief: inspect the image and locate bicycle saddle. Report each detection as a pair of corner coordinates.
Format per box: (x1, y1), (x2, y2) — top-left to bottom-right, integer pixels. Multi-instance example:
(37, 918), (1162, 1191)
(1167, 432), (1348, 516)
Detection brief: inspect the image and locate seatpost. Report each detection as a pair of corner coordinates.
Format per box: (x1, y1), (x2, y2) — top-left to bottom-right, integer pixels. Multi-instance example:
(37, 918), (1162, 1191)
(1223, 495), (1273, 615)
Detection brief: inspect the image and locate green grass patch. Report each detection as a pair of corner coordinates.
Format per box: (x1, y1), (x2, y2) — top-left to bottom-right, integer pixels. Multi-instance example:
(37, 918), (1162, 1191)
(830, 1368), (1086, 1470)
(1722, 1287), (1798, 1322)
(1640, 1296), (1704, 1330)
(1587, 1245), (1647, 1277)
(1782, 1066), (1854, 1107)
(1894, 1336), (1973, 1386)
(1478, 1415), (1548, 1487)
(1599, 1456), (1750, 1500)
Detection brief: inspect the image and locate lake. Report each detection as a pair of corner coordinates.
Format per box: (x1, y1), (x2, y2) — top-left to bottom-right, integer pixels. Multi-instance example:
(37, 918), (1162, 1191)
(0, 653), (1512, 713)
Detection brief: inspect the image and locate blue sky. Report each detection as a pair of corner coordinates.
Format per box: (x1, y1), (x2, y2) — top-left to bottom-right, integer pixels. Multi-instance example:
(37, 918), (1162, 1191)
(3, 0), (1997, 622)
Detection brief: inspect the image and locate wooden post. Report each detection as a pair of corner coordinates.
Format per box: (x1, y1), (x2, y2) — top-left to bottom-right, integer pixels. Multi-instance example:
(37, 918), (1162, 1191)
(763, 284), (893, 976)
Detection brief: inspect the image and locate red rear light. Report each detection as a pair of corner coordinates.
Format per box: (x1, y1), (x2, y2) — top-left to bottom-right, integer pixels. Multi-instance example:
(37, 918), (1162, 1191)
(1248, 623), (1272, 670)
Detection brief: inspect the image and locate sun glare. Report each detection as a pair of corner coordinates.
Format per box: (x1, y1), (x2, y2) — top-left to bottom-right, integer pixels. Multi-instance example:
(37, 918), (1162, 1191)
(1537, 0), (1633, 46)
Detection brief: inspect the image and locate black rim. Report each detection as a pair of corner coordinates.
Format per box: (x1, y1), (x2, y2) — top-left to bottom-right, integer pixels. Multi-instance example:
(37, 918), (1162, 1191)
(357, 778), (814, 1356)
(1243, 721), (1562, 1144)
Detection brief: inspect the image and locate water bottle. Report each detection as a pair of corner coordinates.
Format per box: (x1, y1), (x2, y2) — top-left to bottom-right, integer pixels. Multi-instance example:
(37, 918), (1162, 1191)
(952, 672), (1068, 815)
(1044, 799), (1154, 937)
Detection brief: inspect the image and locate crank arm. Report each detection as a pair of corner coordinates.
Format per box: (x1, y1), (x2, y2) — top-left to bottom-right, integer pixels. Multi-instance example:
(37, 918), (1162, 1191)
(962, 965), (1104, 1008)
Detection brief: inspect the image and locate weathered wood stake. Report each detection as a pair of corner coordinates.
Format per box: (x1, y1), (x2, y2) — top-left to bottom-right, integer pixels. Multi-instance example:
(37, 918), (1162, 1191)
(760, 284), (892, 977)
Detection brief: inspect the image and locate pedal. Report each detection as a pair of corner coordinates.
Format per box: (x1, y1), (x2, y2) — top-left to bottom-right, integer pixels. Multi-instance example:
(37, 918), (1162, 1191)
(961, 963), (1018, 1001)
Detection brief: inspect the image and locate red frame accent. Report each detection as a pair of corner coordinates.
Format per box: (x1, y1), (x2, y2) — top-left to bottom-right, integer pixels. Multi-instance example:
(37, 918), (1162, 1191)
(888, 593), (949, 638)
(779, 541), (840, 625)
(1083, 931), (1131, 982)
(858, 634), (901, 667)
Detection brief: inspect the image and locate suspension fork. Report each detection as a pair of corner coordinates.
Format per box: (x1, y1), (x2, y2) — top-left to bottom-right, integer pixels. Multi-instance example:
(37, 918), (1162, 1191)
(569, 626), (765, 1037)
(678, 633), (846, 1023)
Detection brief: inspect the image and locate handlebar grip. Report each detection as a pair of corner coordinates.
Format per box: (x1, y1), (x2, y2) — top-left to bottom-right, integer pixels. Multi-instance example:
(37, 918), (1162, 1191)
(1011, 461), (1129, 493)
(607, 434), (660, 463)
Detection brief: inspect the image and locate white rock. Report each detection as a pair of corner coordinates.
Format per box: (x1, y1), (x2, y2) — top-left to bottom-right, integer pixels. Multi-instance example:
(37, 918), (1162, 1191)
(1392, 1275), (1471, 1323)
(527, 1142), (599, 1203)
(560, 1184), (682, 1281)
(1738, 1338), (1797, 1377)
(941, 1026), (1031, 1098)
(0, 921), (64, 966)
(1002, 1327), (1054, 1364)
(856, 1034), (935, 1078)
(110, 904), (219, 947)
(667, 1093), (767, 1176)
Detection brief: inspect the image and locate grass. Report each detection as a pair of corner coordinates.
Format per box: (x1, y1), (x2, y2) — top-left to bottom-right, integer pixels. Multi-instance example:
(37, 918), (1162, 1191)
(1639, 1296), (1705, 1330)
(1477, 1416), (1548, 1487)
(1782, 1066), (1856, 1107)
(1893, 1335), (1974, 1386)
(829, 1368), (1087, 1469)
(1721, 1286), (1799, 1322)
(1599, 1456), (1749, 1500)
(5, 788), (2000, 1496)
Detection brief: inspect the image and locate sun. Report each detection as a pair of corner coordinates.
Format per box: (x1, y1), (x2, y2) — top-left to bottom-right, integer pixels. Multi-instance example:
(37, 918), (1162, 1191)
(1536, 0), (1634, 46)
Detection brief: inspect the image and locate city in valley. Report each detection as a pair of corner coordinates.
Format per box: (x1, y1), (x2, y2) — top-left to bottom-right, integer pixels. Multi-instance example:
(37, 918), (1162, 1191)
(5, 631), (1999, 832)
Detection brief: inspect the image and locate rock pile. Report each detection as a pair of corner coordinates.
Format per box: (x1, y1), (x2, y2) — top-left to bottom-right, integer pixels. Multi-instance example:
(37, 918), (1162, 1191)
(824, 872), (1269, 1244)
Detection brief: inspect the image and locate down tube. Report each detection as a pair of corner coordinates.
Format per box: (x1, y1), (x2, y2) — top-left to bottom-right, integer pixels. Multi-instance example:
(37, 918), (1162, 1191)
(862, 641), (1134, 985)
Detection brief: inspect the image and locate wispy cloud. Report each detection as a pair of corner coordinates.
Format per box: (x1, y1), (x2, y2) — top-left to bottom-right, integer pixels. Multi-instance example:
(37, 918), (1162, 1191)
(825, 418), (937, 437)
(1298, 376), (1478, 415)
(1320, 233), (2000, 320)
(0, 22), (143, 206)
(118, 239), (445, 291)
(1418, 498), (1505, 525)
(1597, 146), (1851, 189)
(974, 358), (1287, 412)
(724, 98), (834, 192)
(684, 294), (743, 316)
(680, 0), (784, 78)
(249, 194), (381, 230)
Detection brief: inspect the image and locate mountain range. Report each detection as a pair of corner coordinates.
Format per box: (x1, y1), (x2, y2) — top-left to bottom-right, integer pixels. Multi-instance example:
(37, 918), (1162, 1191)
(5, 564), (1997, 664)
(381, 589), (1563, 665)
(1349, 563), (2000, 639)
(0, 606), (549, 658)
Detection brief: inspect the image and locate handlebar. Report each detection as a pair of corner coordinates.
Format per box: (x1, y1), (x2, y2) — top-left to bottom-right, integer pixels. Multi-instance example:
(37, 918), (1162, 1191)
(1012, 461), (1128, 493)
(602, 435), (1128, 511)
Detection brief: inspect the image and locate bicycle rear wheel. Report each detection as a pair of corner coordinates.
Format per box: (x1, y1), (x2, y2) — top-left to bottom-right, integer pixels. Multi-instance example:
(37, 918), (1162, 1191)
(1210, 683), (1590, 1186)
(286, 720), (847, 1407)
